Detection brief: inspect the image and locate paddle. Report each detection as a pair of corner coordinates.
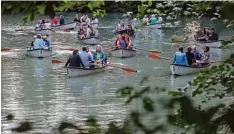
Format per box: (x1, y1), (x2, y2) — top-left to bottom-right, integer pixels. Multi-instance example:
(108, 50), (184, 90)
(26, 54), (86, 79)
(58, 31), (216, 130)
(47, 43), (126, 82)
(149, 53), (171, 60)
(1, 48), (12, 51)
(135, 47), (161, 53)
(52, 59), (137, 73)
(59, 48), (76, 51)
(15, 29), (24, 32)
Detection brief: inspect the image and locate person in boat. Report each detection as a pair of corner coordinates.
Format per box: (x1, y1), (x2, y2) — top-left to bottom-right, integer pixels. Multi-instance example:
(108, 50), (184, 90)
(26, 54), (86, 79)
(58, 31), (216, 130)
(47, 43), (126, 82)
(78, 27), (86, 39)
(191, 45), (201, 60)
(34, 34), (45, 49)
(120, 24), (125, 30)
(93, 45), (106, 66)
(172, 47), (188, 66)
(74, 14), (80, 22)
(142, 15), (149, 23)
(208, 28), (218, 41)
(85, 15), (91, 25)
(186, 47), (196, 66)
(44, 20), (51, 29)
(35, 20), (42, 30)
(86, 25), (95, 37)
(42, 35), (51, 49)
(79, 47), (95, 68)
(65, 49), (85, 68)
(157, 15), (163, 23)
(59, 15), (65, 25)
(116, 22), (121, 31)
(31, 35), (37, 47)
(91, 16), (98, 24)
(51, 16), (59, 26)
(149, 14), (158, 25)
(116, 35), (128, 49)
(200, 46), (210, 64)
(114, 34), (122, 48)
(123, 34), (132, 49)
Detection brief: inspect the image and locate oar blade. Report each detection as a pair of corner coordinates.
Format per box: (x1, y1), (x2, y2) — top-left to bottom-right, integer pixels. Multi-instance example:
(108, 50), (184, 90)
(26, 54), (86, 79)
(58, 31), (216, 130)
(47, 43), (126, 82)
(149, 53), (161, 59)
(148, 50), (161, 53)
(15, 29), (24, 32)
(63, 29), (70, 32)
(1, 48), (11, 51)
(122, 67), (137, 73)
(171, 40), (183, 43)
(60, 48), (76, 51)
(52, 59), (63, 64)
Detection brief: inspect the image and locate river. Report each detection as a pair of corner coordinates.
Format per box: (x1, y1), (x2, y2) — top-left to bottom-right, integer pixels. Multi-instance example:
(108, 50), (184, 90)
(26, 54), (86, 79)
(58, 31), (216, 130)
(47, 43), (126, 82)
(1, 13), (234, 133)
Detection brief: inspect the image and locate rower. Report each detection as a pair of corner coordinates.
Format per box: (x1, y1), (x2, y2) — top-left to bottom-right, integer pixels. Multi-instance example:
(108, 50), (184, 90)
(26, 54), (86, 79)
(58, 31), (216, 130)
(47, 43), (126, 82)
(172, 47), (188, 66)
(59, 15), (65, 25)
(149, 14), (157, 25)
(116, 35), (128, 49)
(65, 49), (85, 68)
(186, 47), (196, 65)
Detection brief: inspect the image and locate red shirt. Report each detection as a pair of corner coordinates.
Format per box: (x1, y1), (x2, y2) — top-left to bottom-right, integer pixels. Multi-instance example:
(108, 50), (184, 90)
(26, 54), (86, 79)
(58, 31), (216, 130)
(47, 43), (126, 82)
(51, 17), (58, 24)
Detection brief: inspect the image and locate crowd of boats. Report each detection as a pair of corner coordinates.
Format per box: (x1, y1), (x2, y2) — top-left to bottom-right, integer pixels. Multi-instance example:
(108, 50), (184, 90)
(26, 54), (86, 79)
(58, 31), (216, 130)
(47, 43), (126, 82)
(12, 13), (231, 77)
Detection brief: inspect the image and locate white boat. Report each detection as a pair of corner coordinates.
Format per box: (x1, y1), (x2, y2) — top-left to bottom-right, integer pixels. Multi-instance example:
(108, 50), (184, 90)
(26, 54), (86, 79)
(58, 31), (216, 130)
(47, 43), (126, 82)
(111, 48), (136, 58)
(195, 40), (222, 48)
(51, 22), (77, 30)
(35, 29), (54, 35)
(145, 23), (162, 29)
(26, 47), (52, 58)
(79, 36), (100, 45)
(170, 63), (212, 76)
(64, 64), (109, 77)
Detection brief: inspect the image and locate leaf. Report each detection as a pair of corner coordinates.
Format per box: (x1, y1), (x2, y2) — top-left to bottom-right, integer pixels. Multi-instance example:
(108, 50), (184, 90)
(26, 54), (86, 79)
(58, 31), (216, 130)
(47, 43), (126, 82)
(142, 97), (154, 112)
(37, 5), (46, 14)
(6, 4), (12, 9)
(88, 1), (104, 10)
(11, 121), (32, 132)
(148, 0), (152, 6)
(6, 114), (14, 120)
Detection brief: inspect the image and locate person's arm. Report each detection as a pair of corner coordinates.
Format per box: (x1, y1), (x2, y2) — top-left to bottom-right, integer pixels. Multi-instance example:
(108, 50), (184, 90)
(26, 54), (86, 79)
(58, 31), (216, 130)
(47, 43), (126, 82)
(117, 40), (121, 48)
(77, 55), (85, 68)
(65, 58), (70, 67)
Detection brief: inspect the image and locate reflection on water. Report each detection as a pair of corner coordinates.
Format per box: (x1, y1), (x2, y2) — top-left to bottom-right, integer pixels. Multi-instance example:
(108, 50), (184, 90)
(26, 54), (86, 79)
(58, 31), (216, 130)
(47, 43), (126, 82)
(1, 13), (234, 133)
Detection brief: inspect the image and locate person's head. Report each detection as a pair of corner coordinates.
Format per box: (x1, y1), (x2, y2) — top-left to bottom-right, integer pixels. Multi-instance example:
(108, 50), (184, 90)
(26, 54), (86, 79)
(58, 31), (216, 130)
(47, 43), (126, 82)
(187, 47), (192, 52)
(73, 49), (78, 55)
(117, 34), (122, 40)
(37, 34), (42, 39)
(96, 45), (102, 52)
(60, 15), (64, 18)
(179, 47), (183, 53)
(33, 35), (37, 39)
(204, 46), (210, 52)
(42, 35), (47, 40)
(82, 47), (87, 52)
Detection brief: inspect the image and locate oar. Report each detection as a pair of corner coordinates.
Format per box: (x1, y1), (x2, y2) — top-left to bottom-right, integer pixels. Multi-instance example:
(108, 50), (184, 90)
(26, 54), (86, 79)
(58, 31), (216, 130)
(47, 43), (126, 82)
(149, 53), (171, 60)
(135, 47), (161, 53)
(108, 64), (137, 73)
(171, 40), (186, 43)
(15, 29), (24, 32)
(1, 48), (12, 51)
(59, 48), (76, 51)
(52, 59), (137, 73)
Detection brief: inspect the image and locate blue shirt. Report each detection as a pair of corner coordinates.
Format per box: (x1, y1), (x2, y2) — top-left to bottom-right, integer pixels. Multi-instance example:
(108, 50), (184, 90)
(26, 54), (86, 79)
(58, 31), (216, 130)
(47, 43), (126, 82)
(44, 39), (50, 47)
(79, 51), (93, 67)
(119, 40), (127, 48)
(93, 51), (105, 63)
(172, 51), (188, 66)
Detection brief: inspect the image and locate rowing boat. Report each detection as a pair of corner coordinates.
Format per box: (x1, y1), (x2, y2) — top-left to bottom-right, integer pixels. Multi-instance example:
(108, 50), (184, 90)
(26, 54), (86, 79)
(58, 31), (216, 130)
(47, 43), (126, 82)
(64, 63), (109, 77)
(79, 36), (101, 45)
(35, 29), (54, 35)
(114, 29), (135, 36)
(110, 48), (136, 58)
(26, 47), (52, 58)
(145, 23), (162, 29)
(170, 63), (212, 76)
(51, 22), (77, 30)
(195, 40), (222, 48)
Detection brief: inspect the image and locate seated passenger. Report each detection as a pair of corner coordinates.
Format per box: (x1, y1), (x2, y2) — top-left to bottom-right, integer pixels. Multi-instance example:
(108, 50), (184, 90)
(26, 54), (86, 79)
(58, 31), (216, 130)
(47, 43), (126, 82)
(114, 34), (122, 48)
(201, 46), (210, 64)
(149, 14), (157, 25)
(31, 35), (37, 47)
(192, 46), (201, 60)
(42, 35), (51, 48)
(59, 15), (65, 25)
(186, 47), (195, 65)
(86, 25), (94, 37)
(79, 28), (86, 39)
(79, 47), (95, 68)
(120, 24), (125, 30)
(124, 35), (133, 49)
(93, 45), (106, 65)
(44, 20), (51, 29)
(142, 15), (149, 23)
(74, 14), (80, 22)
(65, 49), (85, 68)
(51, 16), (59, 25)
(157, 15), (163, 23)
(172, 47), (188, 66)
(34, 35), (45, 49)
(117, 35), (128, 49)
(208, 28), (218, 41)
(91, 16), (98, 24)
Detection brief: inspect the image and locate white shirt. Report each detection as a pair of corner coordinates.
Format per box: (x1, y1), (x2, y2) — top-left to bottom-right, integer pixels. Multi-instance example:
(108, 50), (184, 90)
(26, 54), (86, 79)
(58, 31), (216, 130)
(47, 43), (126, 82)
(86, 18), (91, 25)
(158, 17), (163, 23)
(86, 28), (92, 37)
(44, 23), (51, 29)
(34, 39), (45, 49)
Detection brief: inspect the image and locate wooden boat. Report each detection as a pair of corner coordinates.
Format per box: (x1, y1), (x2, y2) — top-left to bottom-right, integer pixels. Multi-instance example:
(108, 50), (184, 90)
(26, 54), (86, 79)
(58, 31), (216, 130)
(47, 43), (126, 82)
(114, 29), (135, 36)
(51, 22), (77, 30)
(64, 63), (109, 77)
(170, 63), (212, 76)
(35, 29), (54, 35)
(195, 40), (222, 48)
(110, 48), (136, 58)
(79, 36), (100, 45)
(26, 47), (52, 58)
(145, 23), (162, 29)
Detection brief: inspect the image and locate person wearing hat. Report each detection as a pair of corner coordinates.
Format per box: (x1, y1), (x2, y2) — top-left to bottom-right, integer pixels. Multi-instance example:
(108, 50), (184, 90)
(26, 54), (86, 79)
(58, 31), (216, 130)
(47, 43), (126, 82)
(59, 15), (65, 25)
(172, 47), (188, 66)
(149, 14), (158, 25)
(65, 49), (85, 68)
(42, 35), (51, 48)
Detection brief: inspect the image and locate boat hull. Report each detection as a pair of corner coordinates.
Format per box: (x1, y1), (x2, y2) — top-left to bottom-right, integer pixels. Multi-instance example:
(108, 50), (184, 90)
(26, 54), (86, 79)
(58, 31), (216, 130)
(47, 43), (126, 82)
(145, 23), (162, 29)
(80, 37), (100, 45)
(170, 63), (211, 76)
(64, 65), (108, 77)
(35, 29), (54, 35)
(196, 40), (222, 48)
(51, 22), (77, 30)
(26, 48), (52, 58)
(111, 49), (136, 58)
